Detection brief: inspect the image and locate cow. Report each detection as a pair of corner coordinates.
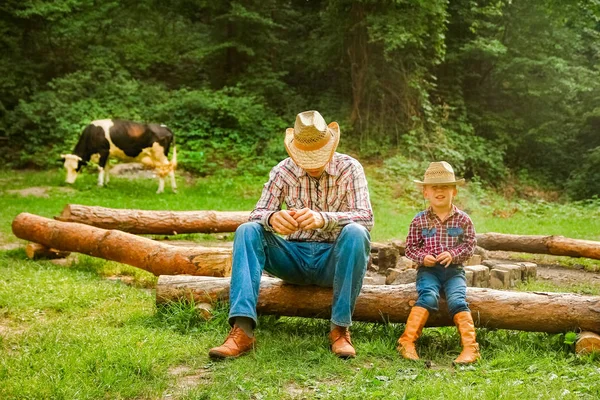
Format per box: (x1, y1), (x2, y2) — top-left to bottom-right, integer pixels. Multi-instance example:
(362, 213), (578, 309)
(61, 119), (177, 193)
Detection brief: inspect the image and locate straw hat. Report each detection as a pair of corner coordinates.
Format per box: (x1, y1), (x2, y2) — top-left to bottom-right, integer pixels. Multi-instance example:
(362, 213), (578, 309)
(284, 110), (340, 170)
(414, 161), (465, 186)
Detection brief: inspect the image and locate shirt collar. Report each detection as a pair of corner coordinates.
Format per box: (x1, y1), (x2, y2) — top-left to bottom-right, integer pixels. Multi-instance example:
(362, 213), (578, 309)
(426, 204), (458, 221)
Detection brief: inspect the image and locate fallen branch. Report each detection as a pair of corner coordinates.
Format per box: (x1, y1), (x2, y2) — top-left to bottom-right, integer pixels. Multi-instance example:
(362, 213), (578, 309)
(55, 204), (251, 235)
(476, 233), (600, 260)
(12, 213), (232, 276)
(156, 276), (600, 333)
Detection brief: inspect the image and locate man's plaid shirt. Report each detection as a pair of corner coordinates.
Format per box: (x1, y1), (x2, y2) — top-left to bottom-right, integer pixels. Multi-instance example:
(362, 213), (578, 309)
(249, 153), (374, 242)
(405, 205), (476, 266)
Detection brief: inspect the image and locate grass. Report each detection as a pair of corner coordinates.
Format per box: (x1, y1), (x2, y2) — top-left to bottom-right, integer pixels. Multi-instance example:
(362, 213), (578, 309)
(1, 167), (600, 399)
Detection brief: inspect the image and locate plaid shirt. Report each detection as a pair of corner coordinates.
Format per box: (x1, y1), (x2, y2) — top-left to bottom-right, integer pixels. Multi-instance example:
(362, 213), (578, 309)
(249, 153), (374, 242)
(405, 205), (476, 266)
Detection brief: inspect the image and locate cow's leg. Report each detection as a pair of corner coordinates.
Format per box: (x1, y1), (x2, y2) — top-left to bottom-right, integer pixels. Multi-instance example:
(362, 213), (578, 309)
(156, 176), (165, 194)
(169, 170), (177, 193)
(98, 151), (110, 187)
(104, 164), (111, 184)
(97, 168), (105, 186)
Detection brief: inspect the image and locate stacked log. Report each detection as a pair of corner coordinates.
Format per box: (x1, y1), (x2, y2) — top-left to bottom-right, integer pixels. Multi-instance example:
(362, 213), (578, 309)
(12, 213), (232, 277)
(56, 204), (250, 235)
(476, 233), (600, 260)
(156, 276), (600, 333)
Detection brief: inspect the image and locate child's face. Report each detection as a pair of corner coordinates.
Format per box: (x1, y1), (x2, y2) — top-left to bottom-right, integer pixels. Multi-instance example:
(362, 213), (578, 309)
(423, 184), (458, 210)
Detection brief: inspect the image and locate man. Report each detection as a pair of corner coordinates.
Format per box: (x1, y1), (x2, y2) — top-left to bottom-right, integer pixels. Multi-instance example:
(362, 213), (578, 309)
(209, 110), (374, 359)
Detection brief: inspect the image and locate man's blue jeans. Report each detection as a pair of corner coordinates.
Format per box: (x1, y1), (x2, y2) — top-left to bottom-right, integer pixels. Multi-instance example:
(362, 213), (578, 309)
(415, 264), (470, 318)
(228, 222), (370, 328)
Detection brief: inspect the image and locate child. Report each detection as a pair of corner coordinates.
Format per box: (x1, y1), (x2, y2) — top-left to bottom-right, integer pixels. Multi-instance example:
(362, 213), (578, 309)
(397, 161), (480, 364)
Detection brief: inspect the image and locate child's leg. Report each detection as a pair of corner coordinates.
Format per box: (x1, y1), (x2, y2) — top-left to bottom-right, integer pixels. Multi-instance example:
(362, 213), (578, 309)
(397, 267), (442, 360)
(443, 269), (480, 364)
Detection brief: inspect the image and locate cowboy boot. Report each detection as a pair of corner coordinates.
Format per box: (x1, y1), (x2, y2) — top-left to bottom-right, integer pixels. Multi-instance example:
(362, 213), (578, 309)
(329, 326), (356, 358)
(397, 306), (429, 361)
(208, 325), (255, 359)
(453, 311), (480, 364)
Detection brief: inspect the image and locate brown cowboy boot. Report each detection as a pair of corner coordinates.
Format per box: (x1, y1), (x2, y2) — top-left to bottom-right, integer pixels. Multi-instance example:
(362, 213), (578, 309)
(208, 325), (255, 359)
(397, 306), (429, 361)
(329, 326), (356, 358)
(453, 311), (480, 364)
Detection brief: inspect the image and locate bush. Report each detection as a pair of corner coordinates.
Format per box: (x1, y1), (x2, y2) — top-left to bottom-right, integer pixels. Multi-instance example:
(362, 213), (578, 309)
(567, 146), (600, 200)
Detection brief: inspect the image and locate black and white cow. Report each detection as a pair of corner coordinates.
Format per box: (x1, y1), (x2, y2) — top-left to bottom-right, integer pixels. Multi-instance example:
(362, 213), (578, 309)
(61, 119), (177, 193)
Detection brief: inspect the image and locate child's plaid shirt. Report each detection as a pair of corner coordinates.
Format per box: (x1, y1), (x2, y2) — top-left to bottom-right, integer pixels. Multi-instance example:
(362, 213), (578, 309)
(405, 205), (476, 266)
(249, 153), (374, 242)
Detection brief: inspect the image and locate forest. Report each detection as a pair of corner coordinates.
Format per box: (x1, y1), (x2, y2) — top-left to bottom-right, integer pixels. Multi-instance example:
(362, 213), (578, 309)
(1, 0), (599, 198)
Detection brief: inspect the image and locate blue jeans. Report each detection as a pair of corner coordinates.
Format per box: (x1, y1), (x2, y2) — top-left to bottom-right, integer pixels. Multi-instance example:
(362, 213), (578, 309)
(228, 222), (370, 328)
(415, 264), (470, 318)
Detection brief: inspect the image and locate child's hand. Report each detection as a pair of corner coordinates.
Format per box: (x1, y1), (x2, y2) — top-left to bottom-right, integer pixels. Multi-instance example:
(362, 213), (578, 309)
(436, 251), (453, 267)
(423, 255), (437, 267)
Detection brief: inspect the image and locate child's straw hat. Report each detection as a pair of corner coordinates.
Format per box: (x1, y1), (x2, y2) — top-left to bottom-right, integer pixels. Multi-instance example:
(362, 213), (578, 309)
(284, 110), (340, 170)
(414, 161), (465, 186)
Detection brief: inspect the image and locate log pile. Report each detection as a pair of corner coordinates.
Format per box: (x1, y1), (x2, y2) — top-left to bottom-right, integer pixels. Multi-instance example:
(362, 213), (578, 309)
(156, 275), (600, 333)
(56, 204), (250, 235)
(476, 233), (600, 260)
(12, 213), (232, 277)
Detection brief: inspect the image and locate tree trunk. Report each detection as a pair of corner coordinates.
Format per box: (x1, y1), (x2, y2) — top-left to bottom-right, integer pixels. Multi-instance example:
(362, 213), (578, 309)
(12, 213), (232, 276)
(56, 204), (250, 235)
(156, 276), (600, 333)
(576, 331), (600, 355)
(25, 243), (71, 260)
(476, 233), (600, 260)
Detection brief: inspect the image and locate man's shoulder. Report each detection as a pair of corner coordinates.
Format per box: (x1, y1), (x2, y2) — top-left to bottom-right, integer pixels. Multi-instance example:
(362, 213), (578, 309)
(332, 153), (365, 177)
(333, 152), (363, 167)
(271, 157), (300, 175)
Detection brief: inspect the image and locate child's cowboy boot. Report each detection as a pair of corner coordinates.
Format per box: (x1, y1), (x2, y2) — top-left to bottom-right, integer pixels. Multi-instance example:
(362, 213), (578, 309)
(397, 306), (429, 360)
(453, 311), (480, 364)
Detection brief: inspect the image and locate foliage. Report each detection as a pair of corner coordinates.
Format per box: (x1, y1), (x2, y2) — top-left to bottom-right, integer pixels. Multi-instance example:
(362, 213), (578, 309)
(0, 0), (599, 198)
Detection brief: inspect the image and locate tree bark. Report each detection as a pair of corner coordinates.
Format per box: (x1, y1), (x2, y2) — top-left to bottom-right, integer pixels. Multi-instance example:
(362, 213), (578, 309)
(576, 331), (600, 355)
(476, 233), (600, 260)
(25, 243), (70, 260)
(55, 204), (250, 235)
(12, 213), (232, 276)
(156, 276), (600, 333)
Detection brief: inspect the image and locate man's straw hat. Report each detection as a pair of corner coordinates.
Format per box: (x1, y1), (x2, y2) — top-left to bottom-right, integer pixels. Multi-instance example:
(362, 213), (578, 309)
(284, 110), (340, 170)
(414, 161), (465, 186)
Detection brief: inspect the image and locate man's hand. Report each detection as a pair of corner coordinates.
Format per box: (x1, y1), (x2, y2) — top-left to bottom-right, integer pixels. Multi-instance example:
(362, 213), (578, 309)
(423, 255), (437, 267)
(436, 251), (453, 267)
(269, 210), (299, 235)
(293, 208), (324, 230)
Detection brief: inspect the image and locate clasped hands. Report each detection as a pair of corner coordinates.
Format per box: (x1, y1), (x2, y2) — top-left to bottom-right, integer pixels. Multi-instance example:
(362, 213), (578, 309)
(423, 252), (453, 267)
(268, 208), (324, 235)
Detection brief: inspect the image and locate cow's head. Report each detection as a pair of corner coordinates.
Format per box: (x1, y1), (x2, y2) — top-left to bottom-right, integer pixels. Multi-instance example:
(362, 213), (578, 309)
(61, 154), (83, 183)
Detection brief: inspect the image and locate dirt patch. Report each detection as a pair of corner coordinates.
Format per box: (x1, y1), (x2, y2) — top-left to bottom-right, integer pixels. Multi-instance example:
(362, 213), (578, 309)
(0, 232), (22, 251)
(163, 364), (212, 398)
(0, 320), (26, 338)
(487, 251), (600, 286)
(535, 264), (600, 286)
(6, 186), (76, 198)
(284, 382), (315, 399)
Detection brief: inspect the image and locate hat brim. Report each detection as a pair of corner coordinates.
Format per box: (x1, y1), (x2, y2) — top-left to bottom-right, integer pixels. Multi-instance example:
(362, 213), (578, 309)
(413, 178), (465, 186)
(284, 122), (340, 170)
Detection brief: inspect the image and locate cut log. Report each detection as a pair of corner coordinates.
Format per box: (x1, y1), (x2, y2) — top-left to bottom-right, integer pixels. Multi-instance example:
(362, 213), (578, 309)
(476, 233), (600, 260)
(12, 213), (232, 276)
(156, 276), (600, 333)
(56, 204), (251, 235)
(576, 331), (600, 355)
(25, 243), (71, 260)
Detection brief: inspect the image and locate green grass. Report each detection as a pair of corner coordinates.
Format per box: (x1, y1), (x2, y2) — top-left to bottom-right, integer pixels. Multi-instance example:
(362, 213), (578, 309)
(1, 168), (600, 399)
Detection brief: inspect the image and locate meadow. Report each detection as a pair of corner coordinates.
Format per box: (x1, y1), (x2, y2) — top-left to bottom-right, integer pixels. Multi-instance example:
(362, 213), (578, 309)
(0, 167), (599, 399)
